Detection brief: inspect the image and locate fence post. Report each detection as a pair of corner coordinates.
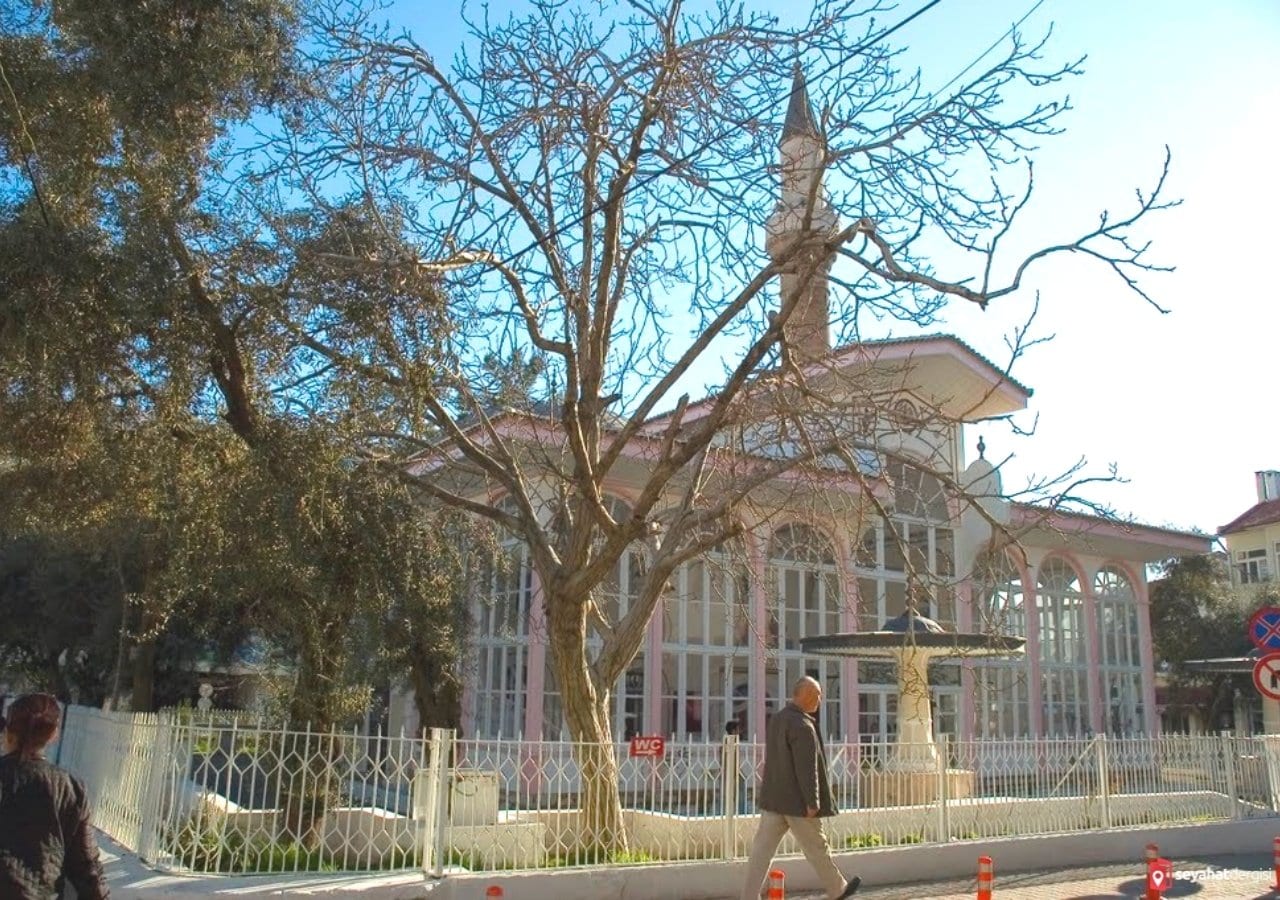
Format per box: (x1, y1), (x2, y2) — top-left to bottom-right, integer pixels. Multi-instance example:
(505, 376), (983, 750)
(1221, 730), (1240, 821)
(936, 733), (950, 842)
(722, 734), (738, 860)
(419, 727), (456, 878)
(136, 711), (174, 863)
(1095, 734), (1111, 829)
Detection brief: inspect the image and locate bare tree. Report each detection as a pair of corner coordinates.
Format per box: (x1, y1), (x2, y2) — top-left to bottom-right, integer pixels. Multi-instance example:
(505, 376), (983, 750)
(256, 0), (1174, 849)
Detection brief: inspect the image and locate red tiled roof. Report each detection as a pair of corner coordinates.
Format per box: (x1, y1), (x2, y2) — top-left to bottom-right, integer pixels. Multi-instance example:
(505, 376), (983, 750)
(1220, 498), (1280, 536)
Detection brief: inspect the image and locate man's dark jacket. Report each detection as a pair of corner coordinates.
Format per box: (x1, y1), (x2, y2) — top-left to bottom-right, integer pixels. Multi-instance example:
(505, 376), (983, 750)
(756, 701), (837, 817)
(0, 753), (110, 899)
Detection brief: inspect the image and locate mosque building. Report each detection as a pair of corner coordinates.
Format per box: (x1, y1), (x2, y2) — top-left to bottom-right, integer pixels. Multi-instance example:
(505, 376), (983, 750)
(407, 68), (1210, 744)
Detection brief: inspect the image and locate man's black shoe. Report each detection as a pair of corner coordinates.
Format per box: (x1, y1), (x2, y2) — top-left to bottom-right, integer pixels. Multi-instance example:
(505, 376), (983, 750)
(836, 876), (861, 898)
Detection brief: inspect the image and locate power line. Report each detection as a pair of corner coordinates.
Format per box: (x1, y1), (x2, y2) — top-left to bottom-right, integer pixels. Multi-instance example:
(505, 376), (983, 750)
(931, 0), (1051, 100)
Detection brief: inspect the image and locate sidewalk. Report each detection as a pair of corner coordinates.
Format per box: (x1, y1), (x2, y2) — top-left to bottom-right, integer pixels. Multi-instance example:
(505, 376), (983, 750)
(779, 852), (1279, 899)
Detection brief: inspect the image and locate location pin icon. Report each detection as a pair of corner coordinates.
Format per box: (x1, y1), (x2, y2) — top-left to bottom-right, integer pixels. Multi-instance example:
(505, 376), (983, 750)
(1152, 869), (1165, 889)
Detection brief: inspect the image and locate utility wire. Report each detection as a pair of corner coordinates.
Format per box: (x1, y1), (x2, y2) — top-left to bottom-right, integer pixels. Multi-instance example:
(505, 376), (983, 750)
(931, 0), (1051, 100)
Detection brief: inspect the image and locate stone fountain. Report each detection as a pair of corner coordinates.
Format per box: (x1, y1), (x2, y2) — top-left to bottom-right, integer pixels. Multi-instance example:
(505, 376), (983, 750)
(800, 609), (1025, 805)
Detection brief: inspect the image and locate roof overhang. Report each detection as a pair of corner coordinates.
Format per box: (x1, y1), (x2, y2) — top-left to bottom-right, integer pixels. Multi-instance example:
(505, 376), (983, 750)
(1010, 504), (1212, 564)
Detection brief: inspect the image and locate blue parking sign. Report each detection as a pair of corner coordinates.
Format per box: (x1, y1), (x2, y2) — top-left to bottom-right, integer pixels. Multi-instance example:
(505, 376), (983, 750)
(1249, 606), (1280, 651)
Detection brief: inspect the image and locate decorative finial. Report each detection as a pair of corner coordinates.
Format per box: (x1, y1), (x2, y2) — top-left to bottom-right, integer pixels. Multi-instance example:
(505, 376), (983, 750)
(977, 435), (986, 459)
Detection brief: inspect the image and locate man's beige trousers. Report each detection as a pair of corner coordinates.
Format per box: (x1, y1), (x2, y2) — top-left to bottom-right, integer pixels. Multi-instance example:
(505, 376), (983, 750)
(739, 811), (848, 900)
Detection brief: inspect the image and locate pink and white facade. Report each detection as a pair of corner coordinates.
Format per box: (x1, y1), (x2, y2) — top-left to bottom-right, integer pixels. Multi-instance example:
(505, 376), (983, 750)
(408, 339), (1210, 745)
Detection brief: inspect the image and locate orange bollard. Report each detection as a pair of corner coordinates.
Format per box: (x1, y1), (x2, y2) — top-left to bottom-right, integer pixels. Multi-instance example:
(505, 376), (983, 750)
(1273, 837), (1280, 889)
(485, 888), (503, 898)
(976, 855), (993, 900)
(767, 869), (786, 899)
(1145, 843), (1159, 900)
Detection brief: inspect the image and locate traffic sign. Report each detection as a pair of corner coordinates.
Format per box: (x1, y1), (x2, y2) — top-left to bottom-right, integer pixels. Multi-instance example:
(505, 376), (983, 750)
(1146, 857), (1173, 895)
(1254, 653), (1280, 701)
(1249, 606), (1280, 650)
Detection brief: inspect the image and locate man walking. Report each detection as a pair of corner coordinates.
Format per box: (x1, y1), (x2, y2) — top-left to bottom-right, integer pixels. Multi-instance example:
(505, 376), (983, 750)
(740, 677), (860, 900)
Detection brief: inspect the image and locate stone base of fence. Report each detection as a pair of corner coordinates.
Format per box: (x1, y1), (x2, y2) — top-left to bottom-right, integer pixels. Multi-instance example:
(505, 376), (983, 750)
(436, 819), (1280, 900)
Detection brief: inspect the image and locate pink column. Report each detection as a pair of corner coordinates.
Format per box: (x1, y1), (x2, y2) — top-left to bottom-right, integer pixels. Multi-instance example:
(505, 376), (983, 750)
(837, 538), (860, 742)
(644, 588), (664, 735)
(956, 582), (976, 742)
(1023, 561), (1045, 738)
(1135, 575), (1160, 736)
(1081, 573), (1105, 735)
(748, 533), (769, 741)
(522, 568), (547, 741)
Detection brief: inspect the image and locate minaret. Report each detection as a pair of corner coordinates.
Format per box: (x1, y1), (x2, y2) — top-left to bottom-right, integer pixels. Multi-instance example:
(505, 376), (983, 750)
(766, 64), (839, 361)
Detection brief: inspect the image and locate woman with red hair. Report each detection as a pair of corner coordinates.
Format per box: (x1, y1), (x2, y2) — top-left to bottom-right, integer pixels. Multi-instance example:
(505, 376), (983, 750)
(0, 693), (109, 899)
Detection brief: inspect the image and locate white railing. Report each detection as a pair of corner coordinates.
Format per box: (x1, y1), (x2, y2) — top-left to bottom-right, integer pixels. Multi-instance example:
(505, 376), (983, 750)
(56, 706), (1280, 877)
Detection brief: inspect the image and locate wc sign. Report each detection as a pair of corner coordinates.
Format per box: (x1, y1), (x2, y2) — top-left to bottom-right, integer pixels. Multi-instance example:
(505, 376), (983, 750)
(1147, 857), (1173, 895)
(628, 735), (666, 759)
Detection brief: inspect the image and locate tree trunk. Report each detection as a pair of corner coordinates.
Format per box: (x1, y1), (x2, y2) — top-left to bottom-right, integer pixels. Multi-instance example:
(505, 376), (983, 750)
(130, 635), (157, 712)
(408, 651), (460, 733)
(282, 643), (340, 850)
(546, 595), (629, 858)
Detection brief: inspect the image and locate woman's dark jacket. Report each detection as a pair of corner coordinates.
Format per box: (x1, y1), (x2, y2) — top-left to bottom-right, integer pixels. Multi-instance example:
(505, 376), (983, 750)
(0, 753), (109, 899)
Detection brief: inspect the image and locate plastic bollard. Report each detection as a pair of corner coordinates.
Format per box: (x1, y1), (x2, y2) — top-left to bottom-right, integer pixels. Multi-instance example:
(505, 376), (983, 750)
(1273, 837), (1280, 890)
(976, 855), (993, 900)
(767, 868), (786, 899)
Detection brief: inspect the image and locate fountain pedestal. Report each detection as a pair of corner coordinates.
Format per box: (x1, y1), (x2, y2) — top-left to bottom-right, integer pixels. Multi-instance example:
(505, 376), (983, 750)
(801, 611), (1025, 808)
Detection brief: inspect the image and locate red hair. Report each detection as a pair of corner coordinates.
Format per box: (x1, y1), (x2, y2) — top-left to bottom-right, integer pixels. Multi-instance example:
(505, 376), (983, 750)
(6, 693), (61, 759)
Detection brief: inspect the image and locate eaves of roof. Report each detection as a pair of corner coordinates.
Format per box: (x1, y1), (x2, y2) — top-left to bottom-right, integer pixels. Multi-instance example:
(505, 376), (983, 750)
(1220, 498), (1280, 536)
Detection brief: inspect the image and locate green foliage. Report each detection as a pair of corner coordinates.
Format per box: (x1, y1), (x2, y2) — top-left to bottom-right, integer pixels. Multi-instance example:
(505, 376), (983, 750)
(843, 832), (884, 849)
(1149, 554), (1254, 728)
(1150, 554), (1247, 672)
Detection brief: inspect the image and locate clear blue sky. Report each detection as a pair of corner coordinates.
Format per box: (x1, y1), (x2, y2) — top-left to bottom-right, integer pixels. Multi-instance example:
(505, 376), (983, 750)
(387, 0), (1279, 537)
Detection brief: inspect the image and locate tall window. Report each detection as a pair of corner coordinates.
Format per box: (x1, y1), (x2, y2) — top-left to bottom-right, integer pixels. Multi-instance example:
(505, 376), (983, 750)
(768, 524), (843, 738)
(661, 542), (750, 739)
(473, 530), (531, 738)
(972, 551), (1031, 737)
(1095, 567), (1145, 735)
(855, 461), (957, 741)
(1037, 559), (1088, 736)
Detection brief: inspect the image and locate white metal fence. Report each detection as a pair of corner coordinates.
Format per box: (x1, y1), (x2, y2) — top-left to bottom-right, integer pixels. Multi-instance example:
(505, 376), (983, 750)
(56, 705), (1280, 877)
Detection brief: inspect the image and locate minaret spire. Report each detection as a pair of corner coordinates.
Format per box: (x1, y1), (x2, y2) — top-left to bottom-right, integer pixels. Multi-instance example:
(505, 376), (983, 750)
(781, 63), (821, 143)
(766, 62), (838, 361)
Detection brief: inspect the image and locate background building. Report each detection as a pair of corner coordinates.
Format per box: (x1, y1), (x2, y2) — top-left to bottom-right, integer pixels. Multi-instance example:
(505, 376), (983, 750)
(1221, 471), (1280, 600)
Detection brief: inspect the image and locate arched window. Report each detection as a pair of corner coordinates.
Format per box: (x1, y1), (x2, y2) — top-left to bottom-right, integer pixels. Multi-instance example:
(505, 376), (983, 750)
(855, 461), (960, 742)
(661, 540), (750, 740)
(972, 551), (1031, 737)
(1095, 567), (1144, 735)
(1037, 559), (1088, 736)
(768, 524), (843, 737)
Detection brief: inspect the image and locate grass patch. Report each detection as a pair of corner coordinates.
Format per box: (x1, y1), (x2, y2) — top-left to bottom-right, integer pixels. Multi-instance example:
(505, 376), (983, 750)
(166, 820), (416, 874)
(844, 833), (884, 849)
